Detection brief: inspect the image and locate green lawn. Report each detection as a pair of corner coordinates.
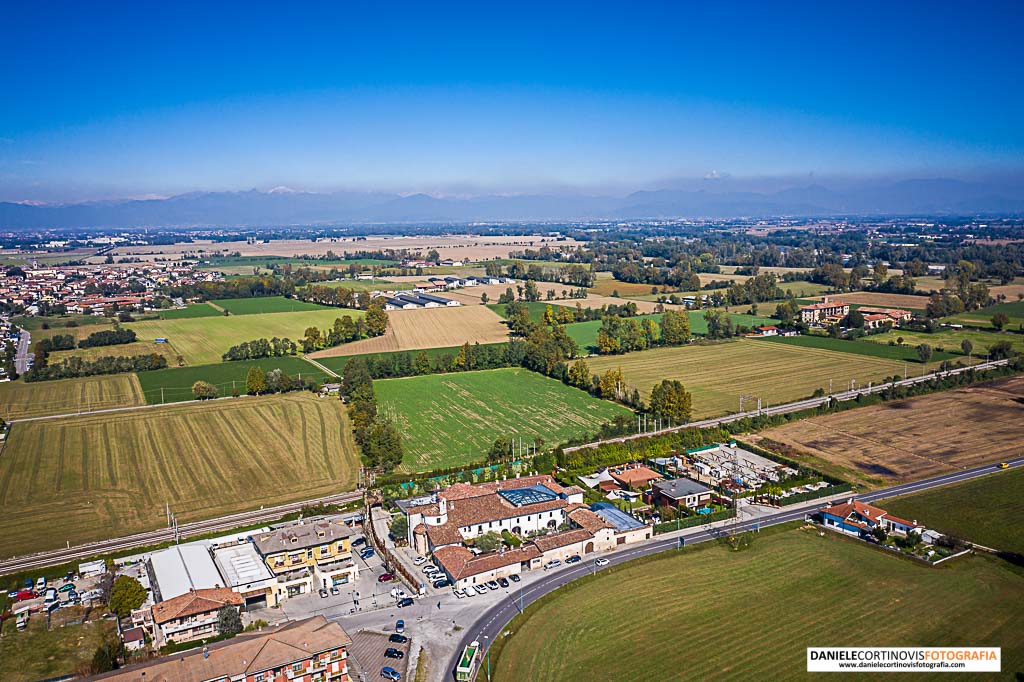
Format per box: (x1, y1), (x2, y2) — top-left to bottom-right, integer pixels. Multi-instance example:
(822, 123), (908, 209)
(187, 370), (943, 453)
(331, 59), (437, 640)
(12, 314), (110, 331)
(210, 296), (333, 315)
(135, 356), (331, 403)
(307, 279), (412, 291)
(125, 308), (363, 365)
(946, 300), (1024, 329)
(879, 468), (1024, 554)
(860, 327), (1024, 357)
(490, 524), (1024, 681)
(0, 612), (116, 682)
(756, 334), (958, 363)
(158, 303), (222, 319)
(375, 368), (631, 471)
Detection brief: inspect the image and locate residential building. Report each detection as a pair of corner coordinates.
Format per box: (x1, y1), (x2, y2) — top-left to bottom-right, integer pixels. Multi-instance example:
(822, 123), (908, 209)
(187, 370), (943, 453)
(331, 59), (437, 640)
(608, 465), (663, 491)
(147, 544), (225, 602)
(92, 615), (352, 682)
(151, 587), (243, 646)
(213, 543), (280, 609)
(819, 500), (926, 537)
(651, 477), (714, 509)
(799, 296), (850, 325)
(252, 521), (358, 601)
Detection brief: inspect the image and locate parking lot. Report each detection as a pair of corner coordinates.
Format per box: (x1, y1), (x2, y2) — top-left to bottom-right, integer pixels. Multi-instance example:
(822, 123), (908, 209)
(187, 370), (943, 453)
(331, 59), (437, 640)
(348, 629), (411, 681)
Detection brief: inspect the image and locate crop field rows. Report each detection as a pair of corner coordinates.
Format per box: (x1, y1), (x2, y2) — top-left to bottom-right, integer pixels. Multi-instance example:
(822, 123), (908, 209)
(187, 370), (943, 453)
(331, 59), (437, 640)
(309, 305), (510, 358)
(375, 368), (631, 471)
(0, 392), (360, 557)
(0, 374), (144, 420)
(490, 525), (1024, 680)
(754, 375), (1024, 488)
(210, 296), (333, 315)
(587, 340), (907, 420)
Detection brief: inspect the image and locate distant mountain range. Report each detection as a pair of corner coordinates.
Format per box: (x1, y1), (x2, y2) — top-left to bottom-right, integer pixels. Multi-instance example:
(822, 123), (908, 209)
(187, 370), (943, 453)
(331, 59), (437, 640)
(2, 178), (1023, 228)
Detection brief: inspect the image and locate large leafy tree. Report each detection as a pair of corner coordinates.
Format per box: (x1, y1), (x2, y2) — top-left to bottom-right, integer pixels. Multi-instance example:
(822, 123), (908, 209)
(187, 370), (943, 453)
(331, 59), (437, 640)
(649, 379), (693, 424)
(109, 575), (146, 617)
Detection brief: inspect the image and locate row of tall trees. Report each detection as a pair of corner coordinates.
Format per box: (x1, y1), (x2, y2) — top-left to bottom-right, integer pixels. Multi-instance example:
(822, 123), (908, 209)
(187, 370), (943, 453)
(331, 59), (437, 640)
(343, 357), (403, 471)
(23, 353), (167, 382)
(595, 309), (692, 354)
(222, 337), (298, 361)
(78, 328), (137, 348)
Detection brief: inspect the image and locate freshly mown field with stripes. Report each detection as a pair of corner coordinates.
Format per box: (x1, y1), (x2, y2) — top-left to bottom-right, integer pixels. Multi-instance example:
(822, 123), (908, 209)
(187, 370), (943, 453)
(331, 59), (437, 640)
(0, 392), (359, 557)
(588, 340), (906, 419)
(755, 334), (959, 363)
(375, 368), (631, 471)
(0, 374), (144, 420)
(126, 308), (363, 365)
(158, 304), (223, 319)
(880, 467), (1023, 554)
(210, 296), (332, 315)
(490, 525), (1024, 681)
(135, 356), (332, 404)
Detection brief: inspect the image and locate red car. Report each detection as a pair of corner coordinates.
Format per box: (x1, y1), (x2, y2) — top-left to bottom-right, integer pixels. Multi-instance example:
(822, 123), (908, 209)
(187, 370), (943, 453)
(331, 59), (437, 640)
(377, 573), (395, 583)
(15, 590), (37, 601)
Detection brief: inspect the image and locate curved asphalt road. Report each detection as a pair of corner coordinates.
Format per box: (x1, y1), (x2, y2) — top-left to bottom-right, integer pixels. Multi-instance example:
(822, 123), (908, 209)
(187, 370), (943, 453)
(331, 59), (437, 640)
(451, 456), (1024, 681)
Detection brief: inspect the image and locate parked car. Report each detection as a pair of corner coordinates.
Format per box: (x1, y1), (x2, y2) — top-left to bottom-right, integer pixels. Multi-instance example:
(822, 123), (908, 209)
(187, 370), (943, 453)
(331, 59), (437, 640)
(397, 597), (414, 608)
(351, 537), (366, 547)
(6, 590), (17, 599)
(595, 558), (610, 567)
(35, 577), (46, 591)
(395, 619), (405, 634)
(486, 580), (499, 590)
(57, 583), (75, 593)
(378, 573), (395, 583)
(497, 577), (509, 588)
(360, 548), (375, 560)
(381, 666), (402, 680)
(15, 590), (36, 602)
(474, 585), (487, 595)
(413, 556), (427, 566)
(330, 586), (340, 596)
(462, 587), (474, 598)
(23, 579), (32, 590)
(422, 565), (438, 574)
(319, 589), (329, 598)
(389, 633), (408, 644)
(566, 555), (582, 564)
(453, 587), (464, 599)
(432, 578), (450, 589)
(385, 648), (405, 659)
(510, 574), (521, 583)
(544, 560), (561, 570)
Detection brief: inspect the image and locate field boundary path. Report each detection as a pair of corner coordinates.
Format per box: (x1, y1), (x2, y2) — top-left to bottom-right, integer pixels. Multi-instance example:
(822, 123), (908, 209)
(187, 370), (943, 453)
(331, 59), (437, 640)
(450, 455), (1024, 682)
(0, 490), (362, 574)
(564, 359), (1010, 453)
(301, 355), (340, 378)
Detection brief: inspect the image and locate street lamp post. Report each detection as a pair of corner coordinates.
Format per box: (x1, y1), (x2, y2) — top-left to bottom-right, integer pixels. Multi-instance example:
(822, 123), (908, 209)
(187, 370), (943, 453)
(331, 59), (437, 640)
(484, 635), (491, 680)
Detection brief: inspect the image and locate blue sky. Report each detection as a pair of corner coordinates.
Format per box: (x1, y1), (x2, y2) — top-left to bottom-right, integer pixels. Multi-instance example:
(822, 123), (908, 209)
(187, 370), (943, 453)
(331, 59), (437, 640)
(2, 1), (1022, 201)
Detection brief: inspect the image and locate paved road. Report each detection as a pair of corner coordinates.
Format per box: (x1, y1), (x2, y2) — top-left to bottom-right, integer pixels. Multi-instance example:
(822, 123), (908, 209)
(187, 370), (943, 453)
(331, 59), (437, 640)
(451, 456), (1024, 681)
(14, 328), (32, 374)
(564, 358), (1010, 453)
(0, 490), (363, 574)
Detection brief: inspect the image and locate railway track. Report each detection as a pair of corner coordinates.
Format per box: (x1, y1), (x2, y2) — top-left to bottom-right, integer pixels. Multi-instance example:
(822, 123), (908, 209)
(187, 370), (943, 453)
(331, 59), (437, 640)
(0, 490), (363, 575)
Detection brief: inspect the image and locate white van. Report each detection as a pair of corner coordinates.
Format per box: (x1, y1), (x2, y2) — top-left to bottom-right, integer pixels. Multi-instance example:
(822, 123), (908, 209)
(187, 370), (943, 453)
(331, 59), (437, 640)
(35, 577), (46, 591)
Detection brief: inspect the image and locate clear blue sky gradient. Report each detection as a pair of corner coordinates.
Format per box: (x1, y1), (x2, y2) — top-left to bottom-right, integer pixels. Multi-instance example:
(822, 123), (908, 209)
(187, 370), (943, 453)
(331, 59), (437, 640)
(2, 1), (1022, 200)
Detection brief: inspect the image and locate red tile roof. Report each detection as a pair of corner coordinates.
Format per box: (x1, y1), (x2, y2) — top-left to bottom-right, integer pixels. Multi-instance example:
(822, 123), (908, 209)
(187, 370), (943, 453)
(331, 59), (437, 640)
(152, 588), (242, 625)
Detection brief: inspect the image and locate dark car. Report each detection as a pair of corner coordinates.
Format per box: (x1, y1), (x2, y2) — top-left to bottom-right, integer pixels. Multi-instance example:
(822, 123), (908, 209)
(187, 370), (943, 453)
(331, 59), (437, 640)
(378, 572), (395, 583)
(497, 577), (510, 588)
(352, 537), (366, 547)
(397, 597), (414, 608)
(432, 578), (450, 589)
(385, 647), (405, 659)
(565, 555), (582, 564)
(381, 666), (401, 681)
(389, 633), (408, 644)
(510, 574), (521, 583)
(318, 589), (329, 598)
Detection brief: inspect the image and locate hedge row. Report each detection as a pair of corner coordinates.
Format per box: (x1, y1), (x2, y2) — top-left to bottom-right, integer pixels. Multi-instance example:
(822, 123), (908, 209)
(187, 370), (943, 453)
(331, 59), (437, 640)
(778, 483), (854, 506)
(654, 507), (736, 534)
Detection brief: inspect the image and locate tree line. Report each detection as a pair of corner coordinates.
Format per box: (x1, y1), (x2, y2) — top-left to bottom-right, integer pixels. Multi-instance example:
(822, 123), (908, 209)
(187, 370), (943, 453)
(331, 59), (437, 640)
(343, 356), (403, 471)
(23, 353), (167, 382)
(191, 365), (319, 400)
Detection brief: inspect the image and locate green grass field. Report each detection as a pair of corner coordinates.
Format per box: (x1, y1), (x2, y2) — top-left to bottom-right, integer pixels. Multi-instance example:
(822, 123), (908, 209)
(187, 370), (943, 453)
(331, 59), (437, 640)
(564, 311), (777, 352)
(375, 368), (631, 471)
(490, 524), (1024, 681)
(588, 340), (907, 419)
(880, 468), (1024, 554)
(946, 300), (1024, 329)
(0, 613), (115, 682)
(0, 392), (359, 557)
(756, 334), (959, 363)
(0, 374), (144, 420)
(308, 279), (413, 292)
(135, 356), (332, 404)
(199, 255), (396, 268)
(487, 301), (559, 322)
(861, 327), (1024, 356)
(158, 303), (223, 319)
(210, 296), (332, 315)
(12, 314), (110, 331)
(125, 308), (364, 364)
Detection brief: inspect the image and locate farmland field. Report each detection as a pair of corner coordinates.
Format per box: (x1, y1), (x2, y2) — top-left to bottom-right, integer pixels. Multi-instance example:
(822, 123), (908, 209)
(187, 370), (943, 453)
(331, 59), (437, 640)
(588, 340), (906, 420)
(808, 291), (931, 310)
(0, 392), (360, 557)
(135, 356), (332, 404)
(307, 279), (413, 292)
(210, 296), (332, 315)
(588, 278), (661, 297)
(0, 374), (144, 420)
(125, 308), (363, 364)
(756, 334), (958, 363)
(861, 327), (1024, 356)
(308, 305), (509, 358)
(880, 467), (1023, 554)
(315, 343), (507, 375)
(47, 338), (180, 365)
(158, 303), (222, 319)
(375, 368), (631, 471)
(752, 375), (1024, 488)
(489, 524), (1024, 681)
(946, 300), (1024, 329)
